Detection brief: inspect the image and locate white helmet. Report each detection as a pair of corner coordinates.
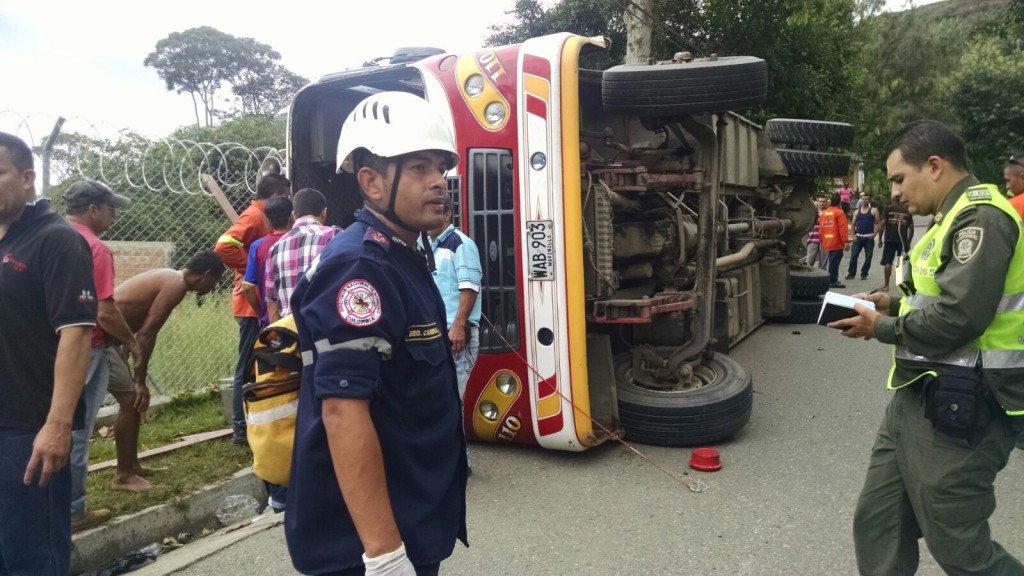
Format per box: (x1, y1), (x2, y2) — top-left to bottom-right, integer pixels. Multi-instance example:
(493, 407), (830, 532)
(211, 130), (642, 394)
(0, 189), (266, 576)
(336, 91), (460, 173)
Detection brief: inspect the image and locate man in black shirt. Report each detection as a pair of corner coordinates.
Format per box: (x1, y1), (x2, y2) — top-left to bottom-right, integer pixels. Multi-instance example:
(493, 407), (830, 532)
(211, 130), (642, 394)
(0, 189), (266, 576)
(877, 192), (915, 292)
(0, 132), (96, 574)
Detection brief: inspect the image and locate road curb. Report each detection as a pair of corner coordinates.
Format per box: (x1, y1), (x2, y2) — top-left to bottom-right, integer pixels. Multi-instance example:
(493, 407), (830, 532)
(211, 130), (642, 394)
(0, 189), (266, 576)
(72, 467), (266, 574)
(131, 513), (283, 576)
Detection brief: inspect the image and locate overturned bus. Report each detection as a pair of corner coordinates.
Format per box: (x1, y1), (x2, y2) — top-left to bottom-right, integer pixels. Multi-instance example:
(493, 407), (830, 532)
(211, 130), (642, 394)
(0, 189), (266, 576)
(286, 33), (852, 451)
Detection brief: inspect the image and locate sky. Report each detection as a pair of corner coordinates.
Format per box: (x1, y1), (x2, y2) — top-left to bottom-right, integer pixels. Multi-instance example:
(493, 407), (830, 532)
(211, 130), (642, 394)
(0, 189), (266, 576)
(1, 0), (939, 147)
(0, 0), (522, 143)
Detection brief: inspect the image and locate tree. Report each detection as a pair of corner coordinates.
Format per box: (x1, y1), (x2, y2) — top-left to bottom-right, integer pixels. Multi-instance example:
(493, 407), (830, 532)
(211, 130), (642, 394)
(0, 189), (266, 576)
(941, 36), (1024, 185)
(145, 27), (309, 127)
(853, 1), (1005, 194)
(229, 64), (308, 118)
(144, 27), (239, 127)
(486, 0), (864, 122)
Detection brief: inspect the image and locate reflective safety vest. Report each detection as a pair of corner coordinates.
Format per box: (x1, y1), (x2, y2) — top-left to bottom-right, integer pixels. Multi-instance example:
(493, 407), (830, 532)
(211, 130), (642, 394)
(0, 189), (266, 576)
(889, 184), (1024, 416)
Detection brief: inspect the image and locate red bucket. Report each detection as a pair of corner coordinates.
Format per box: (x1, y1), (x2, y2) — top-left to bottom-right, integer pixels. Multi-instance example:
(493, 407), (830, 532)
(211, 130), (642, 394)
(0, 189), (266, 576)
(689, 447), (722, 472)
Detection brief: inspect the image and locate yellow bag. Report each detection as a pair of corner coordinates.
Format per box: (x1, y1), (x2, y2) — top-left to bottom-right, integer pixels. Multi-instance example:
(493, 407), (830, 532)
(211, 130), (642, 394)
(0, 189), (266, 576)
(243, 316), (301, 486)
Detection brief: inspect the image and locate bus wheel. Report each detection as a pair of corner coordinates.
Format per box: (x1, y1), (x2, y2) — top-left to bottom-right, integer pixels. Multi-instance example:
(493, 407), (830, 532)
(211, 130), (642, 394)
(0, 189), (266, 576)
(791, 268), (830, 299)
(776, 149), (852, 178)
(614, 349), (753, 446)
(765, 119), (855, 149)
(771, 297), (823, 325)
(602, 56), (767, 116)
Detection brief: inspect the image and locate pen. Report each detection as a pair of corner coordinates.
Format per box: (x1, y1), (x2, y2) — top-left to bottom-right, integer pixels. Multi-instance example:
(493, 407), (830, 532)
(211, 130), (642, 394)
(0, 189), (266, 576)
(867, 288), (879, 295)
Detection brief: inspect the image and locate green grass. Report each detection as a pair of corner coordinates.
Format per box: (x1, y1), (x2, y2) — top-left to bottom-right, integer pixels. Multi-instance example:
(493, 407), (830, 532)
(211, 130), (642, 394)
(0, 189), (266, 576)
(147, 292), (238, 395)
(85, 390), (253, 518)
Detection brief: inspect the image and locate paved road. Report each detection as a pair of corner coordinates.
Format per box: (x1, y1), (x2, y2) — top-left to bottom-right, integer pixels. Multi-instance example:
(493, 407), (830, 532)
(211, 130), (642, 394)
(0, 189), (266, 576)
(163, 275), (1024, 575)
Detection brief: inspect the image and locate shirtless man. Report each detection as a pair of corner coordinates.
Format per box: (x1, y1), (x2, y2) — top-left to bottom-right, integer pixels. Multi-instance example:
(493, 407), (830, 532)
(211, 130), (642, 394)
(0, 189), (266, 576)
(107, 250), (225, 490)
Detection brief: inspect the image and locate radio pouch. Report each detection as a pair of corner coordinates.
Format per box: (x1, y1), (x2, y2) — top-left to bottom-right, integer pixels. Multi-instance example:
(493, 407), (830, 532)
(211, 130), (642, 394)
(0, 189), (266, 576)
(921, 368), (984, 440)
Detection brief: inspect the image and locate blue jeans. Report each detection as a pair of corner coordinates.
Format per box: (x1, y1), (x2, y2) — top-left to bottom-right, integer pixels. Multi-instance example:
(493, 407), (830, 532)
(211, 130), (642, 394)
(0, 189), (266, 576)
(454, 326), (479, 400)
(0, 427), (72, 576)
(233, 317), (262, 436)
(827, 250), (844, 284)
(70, 344), (108, 521)
(848, 236), (874, 278)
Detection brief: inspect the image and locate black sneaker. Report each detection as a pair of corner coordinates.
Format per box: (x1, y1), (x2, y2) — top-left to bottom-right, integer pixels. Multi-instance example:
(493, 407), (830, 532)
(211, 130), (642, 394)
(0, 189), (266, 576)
(830, 282), (846, 288)
(845, 274), (855, 280)
(861, 274), (868, 280)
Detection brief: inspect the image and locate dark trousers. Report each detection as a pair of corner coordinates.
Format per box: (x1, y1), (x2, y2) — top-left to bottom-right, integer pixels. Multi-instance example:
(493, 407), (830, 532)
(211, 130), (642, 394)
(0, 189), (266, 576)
(0, 427), (72, 576)
(827, 250), (844, 283)
(848, 237), (874, 278)
(853, 387), (1022, 574)
(232, 316), (262, 435)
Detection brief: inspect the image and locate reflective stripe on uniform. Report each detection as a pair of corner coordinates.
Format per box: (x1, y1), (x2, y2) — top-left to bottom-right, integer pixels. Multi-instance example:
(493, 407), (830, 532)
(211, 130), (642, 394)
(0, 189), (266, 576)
(996, 291), (1024, 314)
(906, 291), (1024, 316)
(217, 234), (243, 248)
(981, 349), (1024, 369)
(894, 345), (979, 367)
(246, 399), (298, 425)
(315, 337), (393, 360)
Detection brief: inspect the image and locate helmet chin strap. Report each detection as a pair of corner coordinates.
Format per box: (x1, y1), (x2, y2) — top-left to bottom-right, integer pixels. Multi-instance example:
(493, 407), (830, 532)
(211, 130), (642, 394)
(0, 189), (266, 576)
(365, 157), (437, 272)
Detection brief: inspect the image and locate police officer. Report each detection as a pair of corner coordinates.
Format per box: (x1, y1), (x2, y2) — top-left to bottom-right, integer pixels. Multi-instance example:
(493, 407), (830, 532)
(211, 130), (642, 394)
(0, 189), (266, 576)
(284, 92), (468, 576)
(831, 120), (1024, 574)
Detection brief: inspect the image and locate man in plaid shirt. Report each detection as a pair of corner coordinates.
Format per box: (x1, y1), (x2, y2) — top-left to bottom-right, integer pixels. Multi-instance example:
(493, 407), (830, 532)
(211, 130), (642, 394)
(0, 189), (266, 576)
(266, 188), (338, 322)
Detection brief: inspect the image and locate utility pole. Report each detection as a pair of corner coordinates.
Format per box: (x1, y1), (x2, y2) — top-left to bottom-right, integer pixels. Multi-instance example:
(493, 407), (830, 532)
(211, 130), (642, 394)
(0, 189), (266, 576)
(39, 116), (66, 198)
(624, 0), (655, 65)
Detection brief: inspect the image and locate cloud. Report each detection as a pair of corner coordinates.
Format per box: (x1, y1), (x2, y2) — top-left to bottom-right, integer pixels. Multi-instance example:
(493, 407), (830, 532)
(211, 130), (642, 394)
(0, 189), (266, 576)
(2, 0), (515, 140)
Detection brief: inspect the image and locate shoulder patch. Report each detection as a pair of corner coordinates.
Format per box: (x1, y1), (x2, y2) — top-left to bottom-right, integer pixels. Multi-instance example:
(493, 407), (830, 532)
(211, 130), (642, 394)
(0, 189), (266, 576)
(364, 229), (391, 252)
(966, 187), (992, 202)
(336, 279), (382, 327)
(953, 227), (983, 264)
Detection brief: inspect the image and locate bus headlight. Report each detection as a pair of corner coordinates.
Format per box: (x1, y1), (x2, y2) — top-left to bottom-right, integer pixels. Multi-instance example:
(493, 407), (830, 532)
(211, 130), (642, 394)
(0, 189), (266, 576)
(484, 102), (507, 126)
(464, 74), (485, 98)
(479, 401), (499, 422)
(496, 373), (518, 396)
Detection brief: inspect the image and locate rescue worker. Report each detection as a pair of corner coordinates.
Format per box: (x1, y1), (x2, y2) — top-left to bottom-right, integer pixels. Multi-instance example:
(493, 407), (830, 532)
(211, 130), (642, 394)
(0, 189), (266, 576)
(831, 120), (1024, 574)
(284, 91), (468, 576)
(819, 193), (849, 288)
(215, 172), (290, 445)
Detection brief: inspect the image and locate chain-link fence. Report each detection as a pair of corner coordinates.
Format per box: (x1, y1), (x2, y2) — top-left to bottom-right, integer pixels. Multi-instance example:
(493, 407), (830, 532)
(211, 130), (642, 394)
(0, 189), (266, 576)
(2, 111), (285, 395)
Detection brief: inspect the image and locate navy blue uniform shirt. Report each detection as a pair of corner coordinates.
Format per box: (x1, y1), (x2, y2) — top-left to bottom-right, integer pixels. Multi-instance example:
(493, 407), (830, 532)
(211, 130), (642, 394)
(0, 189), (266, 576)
(284, 209), (468, 575)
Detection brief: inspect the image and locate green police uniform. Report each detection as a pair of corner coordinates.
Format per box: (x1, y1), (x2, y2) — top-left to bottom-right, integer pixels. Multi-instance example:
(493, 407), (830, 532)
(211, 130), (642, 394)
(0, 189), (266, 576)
(853, 176), (1024, 575)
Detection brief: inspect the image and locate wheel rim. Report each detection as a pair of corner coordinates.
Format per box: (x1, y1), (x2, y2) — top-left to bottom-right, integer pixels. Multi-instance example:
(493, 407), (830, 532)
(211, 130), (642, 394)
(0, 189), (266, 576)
(621, 359), (717, 394)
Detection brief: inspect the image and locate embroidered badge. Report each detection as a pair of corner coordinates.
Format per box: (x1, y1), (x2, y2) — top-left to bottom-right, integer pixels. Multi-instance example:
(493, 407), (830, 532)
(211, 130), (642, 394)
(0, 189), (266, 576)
(406, 323), (442, 342)
(966, 187), (991, 201)
(366, 229), (390, 247)
(920, 239), (935, 261)
(953, 227), (983, 264)
(336, 279), (382, 327)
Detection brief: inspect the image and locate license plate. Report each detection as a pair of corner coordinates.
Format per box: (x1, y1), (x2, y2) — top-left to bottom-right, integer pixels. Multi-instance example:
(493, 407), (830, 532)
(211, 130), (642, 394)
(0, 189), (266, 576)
(526, 220), (555, 281)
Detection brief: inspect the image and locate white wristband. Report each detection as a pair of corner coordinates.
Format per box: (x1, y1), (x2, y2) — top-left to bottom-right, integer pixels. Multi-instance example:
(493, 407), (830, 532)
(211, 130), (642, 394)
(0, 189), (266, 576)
(362, 543), (407, 569)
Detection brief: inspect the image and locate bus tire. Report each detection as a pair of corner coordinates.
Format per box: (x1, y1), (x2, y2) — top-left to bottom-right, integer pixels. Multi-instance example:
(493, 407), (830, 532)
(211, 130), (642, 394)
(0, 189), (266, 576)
(602, 56), (768, 116)
(791, 268), (830, 299)
(777, 149), (851, 178)
(771, 297), (822, 324)
(765, 119), (855, 148)
(615, 350), (753, 446)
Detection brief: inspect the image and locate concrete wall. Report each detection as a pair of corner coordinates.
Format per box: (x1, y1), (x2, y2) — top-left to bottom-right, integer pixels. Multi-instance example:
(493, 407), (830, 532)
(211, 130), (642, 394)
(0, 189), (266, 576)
(107, 241), (176, 286)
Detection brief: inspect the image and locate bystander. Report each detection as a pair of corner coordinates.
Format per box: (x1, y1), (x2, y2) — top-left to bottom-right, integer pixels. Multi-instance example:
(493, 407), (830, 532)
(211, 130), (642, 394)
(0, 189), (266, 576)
(0, 132), (95, 573)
